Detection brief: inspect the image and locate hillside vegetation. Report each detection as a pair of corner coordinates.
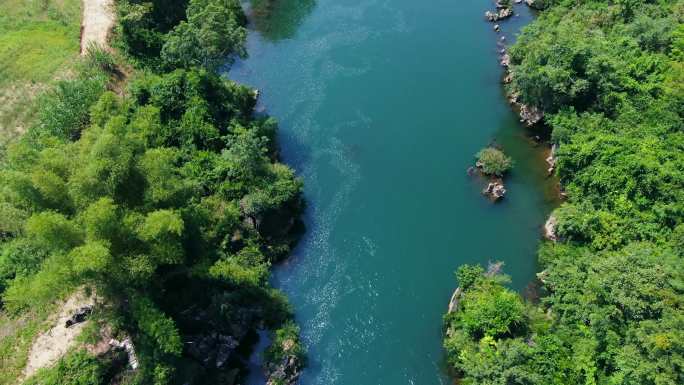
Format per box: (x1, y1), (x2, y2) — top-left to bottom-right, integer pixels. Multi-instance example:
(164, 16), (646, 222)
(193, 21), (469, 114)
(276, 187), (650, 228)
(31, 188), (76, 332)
(0, 0), (305, 384)
(445, 1), (684, 384)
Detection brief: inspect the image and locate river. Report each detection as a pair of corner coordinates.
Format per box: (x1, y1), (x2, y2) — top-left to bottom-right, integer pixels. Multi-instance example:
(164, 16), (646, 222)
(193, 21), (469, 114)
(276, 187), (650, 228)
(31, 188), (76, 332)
(229, 0), (557, 384)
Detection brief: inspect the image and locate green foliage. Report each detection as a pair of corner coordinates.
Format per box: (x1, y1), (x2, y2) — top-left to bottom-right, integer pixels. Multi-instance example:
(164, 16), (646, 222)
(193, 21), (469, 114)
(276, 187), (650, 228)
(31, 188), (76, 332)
(161, 0), (247, 70)
(116, 0), (247, 70)
(447, 1), (684, 384)
(476, 147), (513, 176)
(458, 282), (525, 338)
(35, 70), (108, 140)
(455, 264), (485, 291)
(264, 320), (305, 366)
(85, 44), (117, 74)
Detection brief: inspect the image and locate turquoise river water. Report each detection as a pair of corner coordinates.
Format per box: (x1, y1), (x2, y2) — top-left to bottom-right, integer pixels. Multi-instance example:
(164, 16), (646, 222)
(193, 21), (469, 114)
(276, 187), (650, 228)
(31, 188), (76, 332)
(229, 0), (558, 384)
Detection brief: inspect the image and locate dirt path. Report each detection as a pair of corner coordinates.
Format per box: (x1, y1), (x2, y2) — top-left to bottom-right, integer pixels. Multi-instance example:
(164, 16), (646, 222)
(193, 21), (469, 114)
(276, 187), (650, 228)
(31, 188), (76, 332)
(81, 0), (115, 54)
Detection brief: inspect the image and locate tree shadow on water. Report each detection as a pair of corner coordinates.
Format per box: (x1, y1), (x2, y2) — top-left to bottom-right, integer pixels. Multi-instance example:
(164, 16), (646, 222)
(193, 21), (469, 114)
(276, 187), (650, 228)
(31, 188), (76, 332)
(246, 0), (316, 41)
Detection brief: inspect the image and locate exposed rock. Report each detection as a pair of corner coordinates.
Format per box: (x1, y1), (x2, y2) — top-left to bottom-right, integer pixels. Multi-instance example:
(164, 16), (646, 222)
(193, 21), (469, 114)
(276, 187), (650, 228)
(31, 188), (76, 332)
(519, 103), (543, 126)
(485, 7), (513, 22)
(536, 269), (550, 285)
(500, 53), (511, 67)
(447, 287), (463, 314)
(515, 0), (523, 3)
(109, 337), (139, 370)
(545, 143), (558, 175)
(216, 335), (239, 368)
(483, 180), (506, 201)
(185, 333), (239, 369)
(265, 340), (302, 385)
(543, 215), (557, 242)
(494, 24), (501, 32)
(503, 73), (513, 84)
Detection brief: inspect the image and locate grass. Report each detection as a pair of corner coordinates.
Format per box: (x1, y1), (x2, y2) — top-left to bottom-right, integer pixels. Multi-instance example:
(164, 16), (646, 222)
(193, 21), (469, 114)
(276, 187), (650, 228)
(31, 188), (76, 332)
(0, 305), (56, 385)
(0, 0), (82, 144)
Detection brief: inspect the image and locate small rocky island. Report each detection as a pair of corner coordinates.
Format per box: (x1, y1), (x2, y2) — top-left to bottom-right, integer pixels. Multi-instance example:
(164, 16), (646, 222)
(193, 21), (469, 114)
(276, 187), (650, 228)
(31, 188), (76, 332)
(470, 147), (513, 201)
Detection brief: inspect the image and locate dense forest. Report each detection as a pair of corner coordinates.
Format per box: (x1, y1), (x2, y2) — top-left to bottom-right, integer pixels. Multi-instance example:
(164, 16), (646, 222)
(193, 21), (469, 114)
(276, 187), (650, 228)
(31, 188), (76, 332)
(444, 0), (684, 384)
(0, 0), (304, 384)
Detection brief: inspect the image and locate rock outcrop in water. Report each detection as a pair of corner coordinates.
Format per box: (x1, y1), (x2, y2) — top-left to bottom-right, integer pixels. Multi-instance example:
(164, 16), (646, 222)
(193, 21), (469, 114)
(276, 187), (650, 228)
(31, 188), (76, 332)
(485, 7), (513, 22)
(483, 180), (507, 201)
(265, 339), (302, 385)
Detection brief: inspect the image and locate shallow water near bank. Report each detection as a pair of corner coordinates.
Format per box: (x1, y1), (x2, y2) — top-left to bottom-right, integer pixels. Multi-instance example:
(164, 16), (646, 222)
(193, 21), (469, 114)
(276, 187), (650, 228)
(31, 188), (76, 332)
(229, 0), (557, 383)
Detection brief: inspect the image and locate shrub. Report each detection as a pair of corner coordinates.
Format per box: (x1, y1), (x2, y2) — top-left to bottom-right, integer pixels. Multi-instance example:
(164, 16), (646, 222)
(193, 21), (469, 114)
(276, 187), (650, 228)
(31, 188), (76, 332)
(35, 75), (107, 140)
(475, 147), (513, 176)
(85, 43), (117, 74)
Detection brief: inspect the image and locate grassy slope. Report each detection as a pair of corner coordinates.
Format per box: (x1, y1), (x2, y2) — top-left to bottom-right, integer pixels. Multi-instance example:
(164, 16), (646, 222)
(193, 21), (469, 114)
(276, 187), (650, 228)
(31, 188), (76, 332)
(0, 0), (82, 143)
(0, 1), (82, 382)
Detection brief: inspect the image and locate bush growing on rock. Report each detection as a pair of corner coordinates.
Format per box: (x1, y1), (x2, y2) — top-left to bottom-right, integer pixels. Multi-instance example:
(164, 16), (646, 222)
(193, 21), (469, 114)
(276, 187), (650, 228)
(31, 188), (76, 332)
(475, 147), (513, 177)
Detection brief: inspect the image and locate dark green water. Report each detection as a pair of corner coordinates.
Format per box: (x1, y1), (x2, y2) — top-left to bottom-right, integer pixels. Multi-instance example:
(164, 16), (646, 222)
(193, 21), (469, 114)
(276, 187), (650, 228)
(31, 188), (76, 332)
(230, 1), (558, 383)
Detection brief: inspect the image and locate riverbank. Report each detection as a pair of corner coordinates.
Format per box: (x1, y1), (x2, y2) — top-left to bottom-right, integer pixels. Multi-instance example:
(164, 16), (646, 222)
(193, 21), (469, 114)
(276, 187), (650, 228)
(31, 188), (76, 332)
(0, 1), (306, 384)
(443, 1), (684, 383)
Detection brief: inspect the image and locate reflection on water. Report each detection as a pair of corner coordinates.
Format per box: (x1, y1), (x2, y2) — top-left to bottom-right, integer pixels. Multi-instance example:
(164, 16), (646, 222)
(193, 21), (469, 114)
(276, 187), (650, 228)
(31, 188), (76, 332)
(246, 0), (316, 41)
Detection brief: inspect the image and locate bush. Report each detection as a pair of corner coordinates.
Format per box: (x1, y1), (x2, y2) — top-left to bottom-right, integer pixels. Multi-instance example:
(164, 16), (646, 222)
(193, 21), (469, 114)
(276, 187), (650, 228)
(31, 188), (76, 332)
(35, 74), (107, 140)
(475, 147), (513, 176)
(85, 43), (117, 74)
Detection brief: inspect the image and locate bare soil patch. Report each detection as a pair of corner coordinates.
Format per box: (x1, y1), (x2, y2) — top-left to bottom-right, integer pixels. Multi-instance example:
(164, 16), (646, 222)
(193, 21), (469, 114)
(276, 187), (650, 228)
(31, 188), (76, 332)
(22, 291), (97, 380)
(81, 0), (115, 53)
